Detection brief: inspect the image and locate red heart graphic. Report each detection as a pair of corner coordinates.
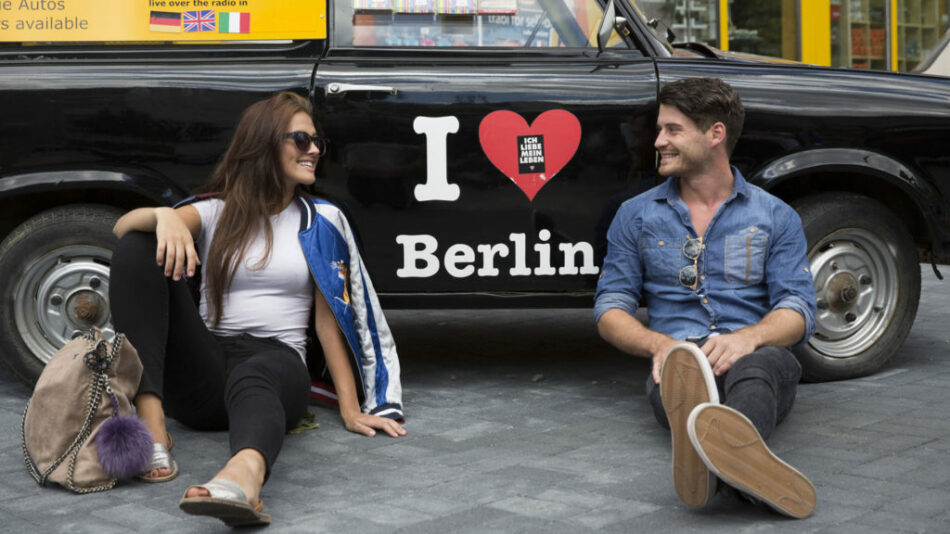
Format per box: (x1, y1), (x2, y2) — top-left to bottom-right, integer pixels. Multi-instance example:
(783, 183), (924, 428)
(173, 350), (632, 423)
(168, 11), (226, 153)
(478, 109), (581, 201)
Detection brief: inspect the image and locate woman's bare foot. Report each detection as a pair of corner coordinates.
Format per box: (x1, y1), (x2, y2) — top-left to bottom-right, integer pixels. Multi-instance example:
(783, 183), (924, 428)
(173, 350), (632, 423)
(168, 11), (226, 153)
(134, 392), (174, 479)
(185, 449), (266, 505)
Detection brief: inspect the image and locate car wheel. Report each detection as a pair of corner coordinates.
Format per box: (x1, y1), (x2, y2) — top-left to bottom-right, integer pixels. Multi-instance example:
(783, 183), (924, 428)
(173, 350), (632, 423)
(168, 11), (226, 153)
(0, 205), (122, 385)
(792, 193), (920, 381)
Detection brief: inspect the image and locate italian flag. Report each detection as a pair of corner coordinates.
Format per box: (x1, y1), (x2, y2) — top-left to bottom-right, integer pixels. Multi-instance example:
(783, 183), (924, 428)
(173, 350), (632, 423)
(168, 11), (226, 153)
(219, 12), (250, 34)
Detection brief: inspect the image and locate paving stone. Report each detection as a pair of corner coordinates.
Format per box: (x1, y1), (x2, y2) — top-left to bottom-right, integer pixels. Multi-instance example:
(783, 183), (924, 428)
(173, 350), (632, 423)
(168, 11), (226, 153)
(849, 455), (927, 480)
(847, 510), (944, 533)
(881, 488), (950, 518)
(488, 495), (585, 520)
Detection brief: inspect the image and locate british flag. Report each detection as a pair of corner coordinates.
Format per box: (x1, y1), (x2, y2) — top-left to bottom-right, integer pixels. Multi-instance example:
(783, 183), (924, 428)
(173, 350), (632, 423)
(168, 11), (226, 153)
(183, 10), (215, 32)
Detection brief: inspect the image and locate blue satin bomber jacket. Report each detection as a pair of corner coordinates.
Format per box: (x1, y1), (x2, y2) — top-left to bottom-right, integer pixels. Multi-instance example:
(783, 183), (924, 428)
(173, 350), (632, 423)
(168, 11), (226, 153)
(179, 193), (404, 421)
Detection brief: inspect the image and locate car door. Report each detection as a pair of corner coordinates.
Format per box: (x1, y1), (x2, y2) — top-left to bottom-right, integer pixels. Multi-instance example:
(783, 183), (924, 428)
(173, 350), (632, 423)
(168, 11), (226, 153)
(313, 0), (658, 304)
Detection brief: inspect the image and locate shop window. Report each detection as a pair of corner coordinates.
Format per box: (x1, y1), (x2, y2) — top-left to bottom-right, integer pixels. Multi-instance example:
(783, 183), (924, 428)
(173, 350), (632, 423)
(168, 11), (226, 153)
(339, 0), (627, 48)
(897, 0), (949, 70)
(728, 0), (799, 60)
(831, 0), (887, 69)
(638, 0), (720, 47)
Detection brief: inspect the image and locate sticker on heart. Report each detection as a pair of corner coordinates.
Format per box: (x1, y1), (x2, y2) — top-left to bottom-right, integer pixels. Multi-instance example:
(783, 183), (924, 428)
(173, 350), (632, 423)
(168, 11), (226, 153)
(478, 109), (581, 201)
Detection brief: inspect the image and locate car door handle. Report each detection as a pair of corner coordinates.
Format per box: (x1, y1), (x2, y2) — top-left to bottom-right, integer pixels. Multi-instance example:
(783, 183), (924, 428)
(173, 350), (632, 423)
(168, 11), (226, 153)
(326, 83), (398, 96)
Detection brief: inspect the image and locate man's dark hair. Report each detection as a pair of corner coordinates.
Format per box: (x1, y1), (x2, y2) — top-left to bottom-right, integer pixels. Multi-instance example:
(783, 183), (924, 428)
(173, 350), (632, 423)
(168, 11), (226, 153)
(658, 77), (745, 156)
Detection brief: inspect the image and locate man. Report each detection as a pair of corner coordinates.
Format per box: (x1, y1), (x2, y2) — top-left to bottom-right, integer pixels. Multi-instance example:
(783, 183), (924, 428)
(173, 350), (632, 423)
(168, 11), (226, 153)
(594, 77), (818, 518)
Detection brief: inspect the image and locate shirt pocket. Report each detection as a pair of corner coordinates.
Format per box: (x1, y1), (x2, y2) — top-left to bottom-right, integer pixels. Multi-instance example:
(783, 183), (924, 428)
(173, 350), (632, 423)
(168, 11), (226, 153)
(724, 228), (768, 285)
(639, 235), (680, 285)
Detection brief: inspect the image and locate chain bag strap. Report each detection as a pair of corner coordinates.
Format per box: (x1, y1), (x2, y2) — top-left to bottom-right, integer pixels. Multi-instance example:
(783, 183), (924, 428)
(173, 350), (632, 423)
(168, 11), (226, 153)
(21, 330), (125, 493)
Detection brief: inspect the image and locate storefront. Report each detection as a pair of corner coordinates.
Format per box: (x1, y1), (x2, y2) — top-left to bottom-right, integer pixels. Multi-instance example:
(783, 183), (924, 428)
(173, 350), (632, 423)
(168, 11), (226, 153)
(638, 0), (949, 71)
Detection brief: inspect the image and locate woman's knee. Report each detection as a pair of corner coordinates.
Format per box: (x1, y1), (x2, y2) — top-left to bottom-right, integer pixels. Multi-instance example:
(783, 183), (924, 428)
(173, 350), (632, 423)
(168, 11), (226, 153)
(226, 353), (307, 399)
(225, 355), (308, 426)
(112, 231), (159, 271)
(225, 359), (276, 396)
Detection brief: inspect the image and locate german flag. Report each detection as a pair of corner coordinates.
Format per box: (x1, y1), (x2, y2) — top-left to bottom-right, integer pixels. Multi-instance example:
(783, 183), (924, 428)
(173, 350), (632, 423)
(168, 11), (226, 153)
(150, 11), (181, 33)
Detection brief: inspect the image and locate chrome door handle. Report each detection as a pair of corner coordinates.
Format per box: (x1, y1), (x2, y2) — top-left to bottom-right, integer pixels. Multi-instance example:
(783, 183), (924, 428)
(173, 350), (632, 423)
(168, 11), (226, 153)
(326, 83), (398, 96)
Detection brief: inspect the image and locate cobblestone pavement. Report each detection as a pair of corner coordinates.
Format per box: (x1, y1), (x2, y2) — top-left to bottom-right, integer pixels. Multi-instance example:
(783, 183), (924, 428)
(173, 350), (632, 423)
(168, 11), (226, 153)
(1, 266), (949, 533)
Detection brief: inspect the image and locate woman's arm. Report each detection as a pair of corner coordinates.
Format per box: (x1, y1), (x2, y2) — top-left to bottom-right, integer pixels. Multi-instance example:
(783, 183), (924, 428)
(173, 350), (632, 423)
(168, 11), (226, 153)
(113, 205), (202, 280)
(314, 288), (406, 438)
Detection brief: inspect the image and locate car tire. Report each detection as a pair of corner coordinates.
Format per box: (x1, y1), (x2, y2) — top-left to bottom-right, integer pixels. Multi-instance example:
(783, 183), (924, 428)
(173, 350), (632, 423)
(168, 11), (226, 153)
(792, 193), (920, 381)
(0, 205), (122, 385)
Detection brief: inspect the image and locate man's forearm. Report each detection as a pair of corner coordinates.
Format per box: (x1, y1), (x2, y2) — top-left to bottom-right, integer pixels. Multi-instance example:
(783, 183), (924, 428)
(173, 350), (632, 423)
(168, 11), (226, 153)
(737, 308), (806, 349)
(597, 308), (676, 359)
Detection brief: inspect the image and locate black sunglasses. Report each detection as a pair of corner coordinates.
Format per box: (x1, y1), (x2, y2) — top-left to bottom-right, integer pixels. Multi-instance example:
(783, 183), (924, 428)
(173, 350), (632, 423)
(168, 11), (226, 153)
(284, 131), (329, 155)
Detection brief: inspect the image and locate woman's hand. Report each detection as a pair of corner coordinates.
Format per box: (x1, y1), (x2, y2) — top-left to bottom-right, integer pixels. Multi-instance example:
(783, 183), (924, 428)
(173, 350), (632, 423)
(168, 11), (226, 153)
(154, 207), (200, 280)
(342, 411), (407, 438)
(315, 288), (406, 439)
(113, 205), (201, 280)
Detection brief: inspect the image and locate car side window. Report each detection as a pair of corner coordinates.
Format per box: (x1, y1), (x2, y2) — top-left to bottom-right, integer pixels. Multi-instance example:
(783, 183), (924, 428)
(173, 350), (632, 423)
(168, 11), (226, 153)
(338, 0), (629, 48)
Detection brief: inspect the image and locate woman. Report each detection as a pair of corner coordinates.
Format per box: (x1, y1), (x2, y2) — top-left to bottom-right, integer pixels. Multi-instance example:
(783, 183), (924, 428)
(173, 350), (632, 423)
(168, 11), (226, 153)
(110, 92), (405, 527)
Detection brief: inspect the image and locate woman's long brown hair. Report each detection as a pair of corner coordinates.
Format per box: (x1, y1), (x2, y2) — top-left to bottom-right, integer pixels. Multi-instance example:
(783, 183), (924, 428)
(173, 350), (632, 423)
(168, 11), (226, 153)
(201, 91), (314, 327)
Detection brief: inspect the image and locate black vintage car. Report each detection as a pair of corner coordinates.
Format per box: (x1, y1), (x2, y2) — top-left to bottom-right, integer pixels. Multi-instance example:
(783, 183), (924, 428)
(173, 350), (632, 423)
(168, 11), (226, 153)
(1, 0), (948, 385)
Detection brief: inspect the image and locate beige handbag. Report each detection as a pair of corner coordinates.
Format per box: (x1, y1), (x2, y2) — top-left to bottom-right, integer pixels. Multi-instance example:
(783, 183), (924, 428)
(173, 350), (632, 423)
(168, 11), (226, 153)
(22, 329), (149, 493)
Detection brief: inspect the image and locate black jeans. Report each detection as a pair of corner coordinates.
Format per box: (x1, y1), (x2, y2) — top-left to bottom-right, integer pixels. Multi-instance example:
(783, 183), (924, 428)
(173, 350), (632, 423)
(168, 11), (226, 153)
(646, 345), (802, 440)
(109, 232), (310, 481)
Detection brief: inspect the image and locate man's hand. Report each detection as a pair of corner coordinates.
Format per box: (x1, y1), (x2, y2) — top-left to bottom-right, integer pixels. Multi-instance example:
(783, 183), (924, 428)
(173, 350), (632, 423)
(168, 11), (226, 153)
(651, 338), (692, 384)
(343, 412), (407, 438)
(701, 332), (757, 376)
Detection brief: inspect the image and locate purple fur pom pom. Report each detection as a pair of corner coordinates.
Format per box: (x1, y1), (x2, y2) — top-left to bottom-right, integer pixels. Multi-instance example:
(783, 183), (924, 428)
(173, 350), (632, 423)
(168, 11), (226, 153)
(96, 416), (152, 479)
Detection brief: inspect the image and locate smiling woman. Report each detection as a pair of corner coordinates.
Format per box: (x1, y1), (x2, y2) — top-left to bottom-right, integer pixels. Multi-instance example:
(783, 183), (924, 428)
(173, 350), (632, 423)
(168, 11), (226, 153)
(106, 91), (405, 527)
(278, 112), (323, 196)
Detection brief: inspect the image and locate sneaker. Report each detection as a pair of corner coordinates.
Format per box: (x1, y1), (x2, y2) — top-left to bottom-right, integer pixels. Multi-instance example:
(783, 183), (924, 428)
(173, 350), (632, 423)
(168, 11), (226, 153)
(687, 403), (817, 519)
(659, 343), (719, 508)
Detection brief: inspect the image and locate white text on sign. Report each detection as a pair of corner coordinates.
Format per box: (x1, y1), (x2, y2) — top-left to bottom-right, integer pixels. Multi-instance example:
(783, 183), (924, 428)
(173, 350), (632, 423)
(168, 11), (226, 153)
(396, 230), (600, 278)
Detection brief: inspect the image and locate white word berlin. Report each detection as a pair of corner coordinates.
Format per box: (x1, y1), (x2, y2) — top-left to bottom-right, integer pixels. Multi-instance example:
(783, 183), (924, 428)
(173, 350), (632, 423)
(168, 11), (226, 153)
(396, 230), (600, 278)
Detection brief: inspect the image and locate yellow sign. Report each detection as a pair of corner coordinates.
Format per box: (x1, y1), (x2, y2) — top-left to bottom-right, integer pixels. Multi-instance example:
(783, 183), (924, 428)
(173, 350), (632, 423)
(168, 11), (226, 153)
(0, 0), (326, 42)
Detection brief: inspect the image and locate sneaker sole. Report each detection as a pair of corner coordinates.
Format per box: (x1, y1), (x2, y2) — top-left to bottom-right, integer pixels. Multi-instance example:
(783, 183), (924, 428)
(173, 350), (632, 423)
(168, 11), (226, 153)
(688, 403), (817, 519)
(659, 344), (719, 508)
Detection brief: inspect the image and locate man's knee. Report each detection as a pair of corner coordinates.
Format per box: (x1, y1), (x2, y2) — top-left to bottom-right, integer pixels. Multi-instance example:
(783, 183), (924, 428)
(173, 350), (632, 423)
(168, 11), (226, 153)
(729, 346), (801, 384)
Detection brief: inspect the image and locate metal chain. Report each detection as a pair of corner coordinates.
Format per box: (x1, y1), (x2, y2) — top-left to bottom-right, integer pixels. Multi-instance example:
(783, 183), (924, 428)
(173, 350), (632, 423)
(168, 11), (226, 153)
(22, 330), (126, 493)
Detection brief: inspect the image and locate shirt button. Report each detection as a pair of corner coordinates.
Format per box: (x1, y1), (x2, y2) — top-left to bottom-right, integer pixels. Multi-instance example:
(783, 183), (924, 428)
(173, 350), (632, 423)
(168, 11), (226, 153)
(700, 275), (706, 281)
(750, 227), (756, 232)
(710, 324), (717, 330)
(703, 298), (709, 304)
(658, 240), (665, 246)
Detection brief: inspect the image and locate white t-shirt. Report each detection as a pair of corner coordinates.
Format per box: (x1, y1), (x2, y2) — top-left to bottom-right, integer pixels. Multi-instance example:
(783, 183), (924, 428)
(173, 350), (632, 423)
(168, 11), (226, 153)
(192, 198), (313, 362)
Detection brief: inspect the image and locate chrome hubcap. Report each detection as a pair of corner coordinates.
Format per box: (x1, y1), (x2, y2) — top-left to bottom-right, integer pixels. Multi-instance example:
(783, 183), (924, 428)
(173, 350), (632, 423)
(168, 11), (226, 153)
(13, 245), (114, 364)
(808, 229), (898, 358)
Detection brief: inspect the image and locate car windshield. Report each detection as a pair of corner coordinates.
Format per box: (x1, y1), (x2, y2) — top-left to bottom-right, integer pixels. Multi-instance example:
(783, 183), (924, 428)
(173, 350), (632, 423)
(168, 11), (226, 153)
(334, 0), (629, 48)
(627, 0), (673, 53)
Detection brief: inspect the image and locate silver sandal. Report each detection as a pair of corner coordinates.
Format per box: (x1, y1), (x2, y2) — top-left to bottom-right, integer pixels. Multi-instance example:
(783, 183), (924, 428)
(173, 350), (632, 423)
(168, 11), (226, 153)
(178, 478), (271, 527)
(136, 442), (179, 483)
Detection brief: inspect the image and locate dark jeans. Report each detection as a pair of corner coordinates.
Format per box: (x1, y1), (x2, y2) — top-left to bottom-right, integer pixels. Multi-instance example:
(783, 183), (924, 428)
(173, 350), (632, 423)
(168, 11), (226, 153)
(646, 345), (802, 440)
(109, 232), (310, 481)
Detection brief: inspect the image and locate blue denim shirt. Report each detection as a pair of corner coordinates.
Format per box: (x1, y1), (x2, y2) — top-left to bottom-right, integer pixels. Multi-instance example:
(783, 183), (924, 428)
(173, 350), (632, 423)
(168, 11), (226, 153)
(594, 168), (816, 344)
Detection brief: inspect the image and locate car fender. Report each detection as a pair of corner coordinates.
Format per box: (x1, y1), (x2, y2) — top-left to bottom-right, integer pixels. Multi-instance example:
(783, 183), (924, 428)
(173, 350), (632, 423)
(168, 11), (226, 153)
(0, 169), (184, 205)
(751, 147), (947, 255)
